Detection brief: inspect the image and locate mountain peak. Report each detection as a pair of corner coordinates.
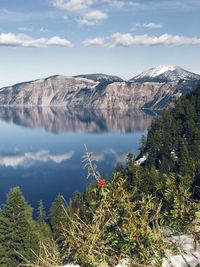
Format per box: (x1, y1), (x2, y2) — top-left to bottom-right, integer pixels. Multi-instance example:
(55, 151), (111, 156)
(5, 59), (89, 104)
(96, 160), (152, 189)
(129, 65), (200, 83)
(74, 73), (123, 83)
(147, 65), (178, 77)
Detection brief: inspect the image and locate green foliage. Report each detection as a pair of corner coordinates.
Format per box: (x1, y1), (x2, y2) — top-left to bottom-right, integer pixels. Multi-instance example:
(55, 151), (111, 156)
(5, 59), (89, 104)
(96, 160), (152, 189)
(21, 240), (62, 267)
(162, 174), (197, 232)
(140, 134), (147, 154)
(144, 83), (200, 195)
(0, 187), (39, 266)
(36, 201), (52, 245)
(37, 200), (46, 223)
(59, 176), (170, 266)
(49, 194), (67, 239)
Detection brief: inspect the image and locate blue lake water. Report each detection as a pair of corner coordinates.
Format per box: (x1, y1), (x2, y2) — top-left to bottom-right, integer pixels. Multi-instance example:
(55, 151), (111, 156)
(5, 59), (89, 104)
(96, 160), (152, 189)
(0, 107), (155, 214)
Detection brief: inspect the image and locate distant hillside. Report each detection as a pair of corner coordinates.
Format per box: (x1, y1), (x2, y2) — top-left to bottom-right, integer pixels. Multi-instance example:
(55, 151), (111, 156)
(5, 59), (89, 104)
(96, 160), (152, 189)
(0, 66), (199, 110)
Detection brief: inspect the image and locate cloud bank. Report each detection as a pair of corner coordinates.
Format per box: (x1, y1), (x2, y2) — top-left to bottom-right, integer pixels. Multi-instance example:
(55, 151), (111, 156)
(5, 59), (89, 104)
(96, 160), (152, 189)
(112, 33), (200, 47)
(2, 32), (200, 48)
(0, 33), (73, 48)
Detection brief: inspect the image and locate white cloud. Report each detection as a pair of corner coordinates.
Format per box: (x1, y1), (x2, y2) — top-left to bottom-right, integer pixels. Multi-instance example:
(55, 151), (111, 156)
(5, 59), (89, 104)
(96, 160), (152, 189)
(52, 0), (95, 11)
(52, 0), (110, 26)
(130, 22), (163, 32)
(83, 37), (105, 46)
(39, 27), (49, 32)
(52, 0), (142, 11)
(17, 27), (33, 32)
(78, 10), (108, 25)
(101, 0), (124, 8)
(85, 10), (108, 20)
(0, 150), (74, 168)
(142, 23), (163, 29)
(0, 33), (73, 48)
(52, 0), (126, 11)
(112, 32), (200, 47)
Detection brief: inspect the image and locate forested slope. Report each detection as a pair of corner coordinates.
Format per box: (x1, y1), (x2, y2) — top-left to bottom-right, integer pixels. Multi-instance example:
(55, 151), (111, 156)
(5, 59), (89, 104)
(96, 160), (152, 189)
(145, 82), (200, 194)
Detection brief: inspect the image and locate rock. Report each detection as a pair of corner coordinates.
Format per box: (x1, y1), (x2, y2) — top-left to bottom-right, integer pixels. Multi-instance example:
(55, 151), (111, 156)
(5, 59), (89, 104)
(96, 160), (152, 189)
(0, 69), (198, 110)
(162, 252), (200, 267)
(163, 234), (200, 267)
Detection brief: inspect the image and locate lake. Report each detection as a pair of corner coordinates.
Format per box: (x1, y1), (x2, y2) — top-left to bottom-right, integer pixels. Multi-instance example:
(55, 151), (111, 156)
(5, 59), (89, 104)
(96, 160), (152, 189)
(0, 107), (155, 215)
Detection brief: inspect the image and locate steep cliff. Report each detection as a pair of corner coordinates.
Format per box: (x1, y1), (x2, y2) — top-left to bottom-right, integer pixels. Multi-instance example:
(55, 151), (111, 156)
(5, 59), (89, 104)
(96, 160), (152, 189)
(0, 67), (199, 110)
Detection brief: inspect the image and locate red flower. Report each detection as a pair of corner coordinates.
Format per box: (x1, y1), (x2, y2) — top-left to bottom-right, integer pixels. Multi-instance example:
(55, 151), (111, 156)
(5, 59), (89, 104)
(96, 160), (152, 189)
(97, 179), (106, 188)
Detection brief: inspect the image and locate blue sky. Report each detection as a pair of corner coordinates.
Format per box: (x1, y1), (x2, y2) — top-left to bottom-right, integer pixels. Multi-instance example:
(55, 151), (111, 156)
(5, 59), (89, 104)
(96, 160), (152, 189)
(0, 0), (200, 86)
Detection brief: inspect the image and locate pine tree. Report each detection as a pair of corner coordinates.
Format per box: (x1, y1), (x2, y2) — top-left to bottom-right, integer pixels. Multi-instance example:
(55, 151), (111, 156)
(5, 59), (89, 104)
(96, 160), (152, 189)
(0, 187), (39, 266)
(37, 200), (46, 223)
(126, 152), (135, 168)
(140, 134), (147, 154)
(49, 194), (67, 238)
(37, 200), (52, 243)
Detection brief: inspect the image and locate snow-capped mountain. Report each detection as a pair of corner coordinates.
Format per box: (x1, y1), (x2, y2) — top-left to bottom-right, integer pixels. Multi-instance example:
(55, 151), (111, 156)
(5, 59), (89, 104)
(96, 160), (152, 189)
(0, 66), (199, 110)
(130, 65), (200, 83)
(74, 73), (123, 83)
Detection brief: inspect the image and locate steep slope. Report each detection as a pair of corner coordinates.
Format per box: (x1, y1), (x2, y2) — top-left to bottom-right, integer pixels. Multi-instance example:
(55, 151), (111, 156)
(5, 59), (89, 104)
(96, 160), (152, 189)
(90, 80), (198, 110)
(144, 81), (200, 191)
(0, 75), (98, 107)
(130, 65), (200, 83)
(0, 67), (199, 109)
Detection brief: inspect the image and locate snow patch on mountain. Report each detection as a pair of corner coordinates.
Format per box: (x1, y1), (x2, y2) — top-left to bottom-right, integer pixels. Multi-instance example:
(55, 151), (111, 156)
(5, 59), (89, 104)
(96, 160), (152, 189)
(130, 65), (200, 83)
(147, 65), (177, 77)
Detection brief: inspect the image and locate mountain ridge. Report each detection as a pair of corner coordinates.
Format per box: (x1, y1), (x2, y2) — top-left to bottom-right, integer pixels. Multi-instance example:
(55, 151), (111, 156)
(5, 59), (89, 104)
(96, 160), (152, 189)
(0, 66), (199, 110)
(74, 73), (123, 83)
(130, 65), (200, 83)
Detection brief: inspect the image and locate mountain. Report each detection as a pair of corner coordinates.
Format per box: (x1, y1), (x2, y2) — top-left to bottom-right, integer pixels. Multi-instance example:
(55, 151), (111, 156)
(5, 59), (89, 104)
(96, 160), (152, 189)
(0, 75), (99, 107)
(0, 67), (199, 110)
(130, 65), (200, 83)
(74, 73), (123, 83)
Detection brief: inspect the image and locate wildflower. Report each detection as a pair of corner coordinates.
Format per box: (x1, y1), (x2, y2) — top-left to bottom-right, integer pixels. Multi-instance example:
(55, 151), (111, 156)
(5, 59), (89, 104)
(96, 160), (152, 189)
(97, 179), (106, 188)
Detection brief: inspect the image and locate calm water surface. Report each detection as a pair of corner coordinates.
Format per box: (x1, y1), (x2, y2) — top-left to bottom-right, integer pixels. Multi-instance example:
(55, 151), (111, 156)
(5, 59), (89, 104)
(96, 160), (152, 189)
(0, 107), (155, 214)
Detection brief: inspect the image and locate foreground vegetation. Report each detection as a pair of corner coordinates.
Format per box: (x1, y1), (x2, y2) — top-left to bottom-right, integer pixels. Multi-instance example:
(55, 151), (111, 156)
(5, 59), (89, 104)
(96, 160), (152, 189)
(1, 83), (200, 266)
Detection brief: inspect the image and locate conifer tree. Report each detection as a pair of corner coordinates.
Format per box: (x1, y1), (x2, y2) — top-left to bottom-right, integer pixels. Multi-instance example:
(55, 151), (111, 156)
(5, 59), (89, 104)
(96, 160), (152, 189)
(37, 200), (52, 243)
(140, 134), (147, 154)
(37, 200), (46, 223)
(49, 194), (66, 238)
(0, 187), (38, 266)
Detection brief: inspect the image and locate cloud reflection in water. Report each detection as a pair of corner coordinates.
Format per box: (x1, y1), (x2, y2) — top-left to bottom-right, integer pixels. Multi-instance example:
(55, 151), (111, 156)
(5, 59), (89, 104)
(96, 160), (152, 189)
(0, 150), (74, 168)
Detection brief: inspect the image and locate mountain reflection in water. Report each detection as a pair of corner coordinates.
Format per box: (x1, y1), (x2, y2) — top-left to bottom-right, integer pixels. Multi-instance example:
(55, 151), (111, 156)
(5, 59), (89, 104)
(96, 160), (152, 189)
(0, 107), (156, 133)
(0, 107), (155, 215)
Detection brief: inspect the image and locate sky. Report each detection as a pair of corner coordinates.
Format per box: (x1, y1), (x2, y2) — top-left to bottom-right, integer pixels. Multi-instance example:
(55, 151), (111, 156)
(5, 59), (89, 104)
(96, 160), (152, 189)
(0, 0), (200, 87)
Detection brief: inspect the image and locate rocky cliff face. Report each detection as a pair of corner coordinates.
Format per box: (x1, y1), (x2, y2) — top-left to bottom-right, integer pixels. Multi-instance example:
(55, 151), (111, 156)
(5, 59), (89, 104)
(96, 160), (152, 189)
(0, 67), (199, 110)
